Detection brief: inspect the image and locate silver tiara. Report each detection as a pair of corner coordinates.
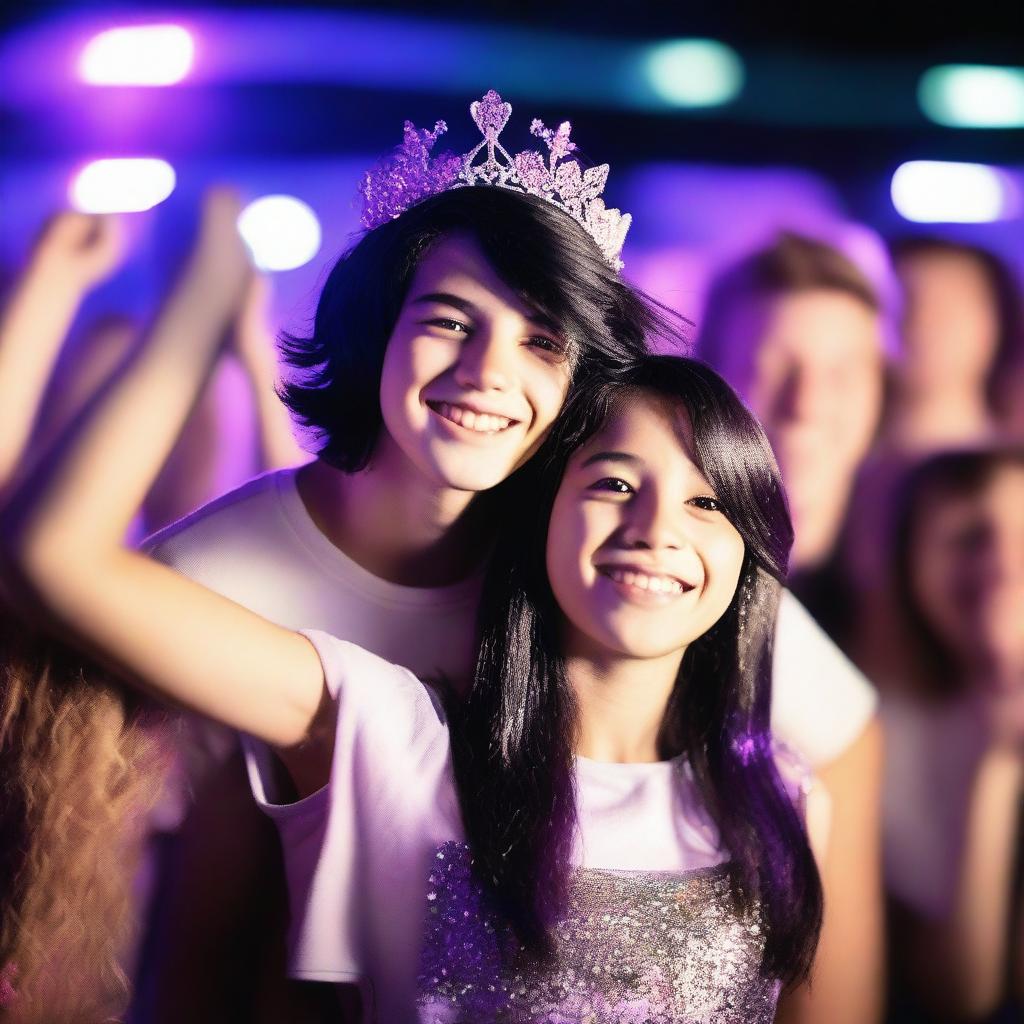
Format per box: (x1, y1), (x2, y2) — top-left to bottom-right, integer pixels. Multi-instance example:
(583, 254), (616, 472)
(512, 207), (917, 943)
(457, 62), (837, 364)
(359, 90), (632, 270)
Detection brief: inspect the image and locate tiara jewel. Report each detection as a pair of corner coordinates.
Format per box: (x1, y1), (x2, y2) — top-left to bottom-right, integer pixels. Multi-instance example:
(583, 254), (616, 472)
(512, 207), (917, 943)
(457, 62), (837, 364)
(359, 90), (632, 270)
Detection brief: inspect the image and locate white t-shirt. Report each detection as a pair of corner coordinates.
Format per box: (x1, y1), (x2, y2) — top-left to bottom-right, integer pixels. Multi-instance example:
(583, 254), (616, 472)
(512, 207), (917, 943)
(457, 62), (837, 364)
(146, 466), (877, 767)
(246, 630), (782, 1024)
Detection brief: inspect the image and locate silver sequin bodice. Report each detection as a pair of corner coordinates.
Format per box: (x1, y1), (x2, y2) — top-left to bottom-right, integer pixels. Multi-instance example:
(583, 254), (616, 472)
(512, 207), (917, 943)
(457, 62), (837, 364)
(417, 841), (778, 1023)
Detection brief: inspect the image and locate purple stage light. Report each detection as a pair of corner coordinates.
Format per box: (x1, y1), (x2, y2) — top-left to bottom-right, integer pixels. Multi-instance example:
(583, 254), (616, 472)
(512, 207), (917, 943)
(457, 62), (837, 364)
(69, 158), (176, 212)
(78, 24), (194, 86)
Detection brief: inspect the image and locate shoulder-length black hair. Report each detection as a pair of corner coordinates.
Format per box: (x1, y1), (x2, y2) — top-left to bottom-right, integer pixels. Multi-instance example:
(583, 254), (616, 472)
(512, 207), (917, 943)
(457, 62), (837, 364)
(280, 187), (681, 471)
(892, 445), (1024, 698)
(448, 354), (823, 987)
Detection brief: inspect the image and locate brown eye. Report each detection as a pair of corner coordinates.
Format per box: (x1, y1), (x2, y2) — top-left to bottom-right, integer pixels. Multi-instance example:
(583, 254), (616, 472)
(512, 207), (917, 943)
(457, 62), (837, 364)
(589, 477), (633, 494)
(527, 335), (564, 355)
(423, 317), (470, 334)
(688, 495), (725, 513)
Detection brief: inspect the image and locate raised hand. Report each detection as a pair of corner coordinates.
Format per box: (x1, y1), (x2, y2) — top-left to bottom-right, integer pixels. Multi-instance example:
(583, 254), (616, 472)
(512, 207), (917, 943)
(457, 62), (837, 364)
(29, 211), (126, 293)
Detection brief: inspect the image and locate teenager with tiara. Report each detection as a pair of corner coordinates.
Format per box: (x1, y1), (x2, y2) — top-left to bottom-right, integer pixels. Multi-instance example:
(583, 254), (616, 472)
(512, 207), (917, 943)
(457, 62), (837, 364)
(3, 92), (866, 1018)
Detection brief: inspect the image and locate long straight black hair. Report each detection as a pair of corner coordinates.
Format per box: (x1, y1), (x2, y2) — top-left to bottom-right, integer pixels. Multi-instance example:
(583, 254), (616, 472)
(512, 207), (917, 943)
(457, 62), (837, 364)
(448, 354), (823, 986)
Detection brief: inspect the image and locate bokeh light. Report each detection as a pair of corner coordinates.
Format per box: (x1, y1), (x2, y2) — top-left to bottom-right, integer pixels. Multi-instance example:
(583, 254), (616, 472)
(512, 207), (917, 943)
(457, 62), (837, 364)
(79, 24), (195, 86)
(890, 161), (1018, 223)
(642, 39), (744, 108)
(237, 195), (322, 271)
(918, 64), (1024, 128)
(69, 158), (177, 212)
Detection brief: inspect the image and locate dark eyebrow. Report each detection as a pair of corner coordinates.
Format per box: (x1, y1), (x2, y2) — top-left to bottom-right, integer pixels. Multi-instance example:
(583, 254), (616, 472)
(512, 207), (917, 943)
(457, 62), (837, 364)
(413, 291), (560, 334)
(412, 292), (477, 316)
(578, 450), (642, 469)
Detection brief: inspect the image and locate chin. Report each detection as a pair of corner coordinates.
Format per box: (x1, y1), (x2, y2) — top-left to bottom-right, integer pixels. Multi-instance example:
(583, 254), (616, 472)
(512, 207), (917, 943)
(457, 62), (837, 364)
(431, 462), (512, 493)
(597, 628), (690, 662)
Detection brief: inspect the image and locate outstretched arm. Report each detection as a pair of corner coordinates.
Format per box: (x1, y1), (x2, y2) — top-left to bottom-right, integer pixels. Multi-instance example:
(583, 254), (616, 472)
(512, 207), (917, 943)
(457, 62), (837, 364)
(2, 192), (324, 750)
(0, 213), (124, 498)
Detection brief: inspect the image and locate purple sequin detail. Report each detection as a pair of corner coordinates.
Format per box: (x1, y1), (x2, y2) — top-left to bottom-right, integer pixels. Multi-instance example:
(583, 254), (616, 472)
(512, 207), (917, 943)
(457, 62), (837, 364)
(357, 89), (632, 269)
(416, 842), (779, 1023)
(359, 120), (461, 230)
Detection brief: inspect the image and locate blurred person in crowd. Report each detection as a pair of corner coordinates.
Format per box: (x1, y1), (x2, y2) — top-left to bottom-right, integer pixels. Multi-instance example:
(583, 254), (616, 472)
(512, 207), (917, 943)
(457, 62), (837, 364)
(884, 238), (1024, 454)
(851, 239), (1023, 702)
(698, 229), (887, 1024)
(0, 208), (304, 526)
(882, 447), (1024, 1023)
(698, 231), (886, 603)
(0, 215), (172, 1024)
(0, 212), (125, 502)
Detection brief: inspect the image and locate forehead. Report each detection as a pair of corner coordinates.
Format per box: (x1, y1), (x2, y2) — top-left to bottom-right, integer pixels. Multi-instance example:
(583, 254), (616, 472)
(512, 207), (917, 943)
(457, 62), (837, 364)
(575, 390), (699, 467)
(899, 251), (991, 292)
(406, 232), (538, 320)
(760, 289), (881, 358)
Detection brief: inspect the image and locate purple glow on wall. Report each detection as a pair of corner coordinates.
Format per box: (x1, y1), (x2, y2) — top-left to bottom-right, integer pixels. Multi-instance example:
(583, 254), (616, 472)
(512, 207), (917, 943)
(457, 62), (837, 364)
(78, 24), (195, 86)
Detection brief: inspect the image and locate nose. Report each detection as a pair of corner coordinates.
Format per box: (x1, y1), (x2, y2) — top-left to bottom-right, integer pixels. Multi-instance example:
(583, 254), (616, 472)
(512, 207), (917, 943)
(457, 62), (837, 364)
(620, 489), (684, 551)
(454, 325), (515, 393)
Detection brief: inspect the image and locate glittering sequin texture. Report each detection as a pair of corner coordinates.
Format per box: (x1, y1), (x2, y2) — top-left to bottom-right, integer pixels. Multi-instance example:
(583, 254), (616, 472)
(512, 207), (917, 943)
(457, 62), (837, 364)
(417, 842), (779, 1024)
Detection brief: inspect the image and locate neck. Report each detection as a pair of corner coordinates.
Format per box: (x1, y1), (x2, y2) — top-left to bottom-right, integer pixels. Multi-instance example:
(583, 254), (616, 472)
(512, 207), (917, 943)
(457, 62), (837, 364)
(566, 644), (684, 763)
(297, 455), (492, 588)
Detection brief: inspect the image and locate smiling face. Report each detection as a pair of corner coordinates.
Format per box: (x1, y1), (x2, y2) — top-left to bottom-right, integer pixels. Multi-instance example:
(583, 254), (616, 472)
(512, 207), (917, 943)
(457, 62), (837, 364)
(376, 233), (572, 492)
(546, 390), (746, 662)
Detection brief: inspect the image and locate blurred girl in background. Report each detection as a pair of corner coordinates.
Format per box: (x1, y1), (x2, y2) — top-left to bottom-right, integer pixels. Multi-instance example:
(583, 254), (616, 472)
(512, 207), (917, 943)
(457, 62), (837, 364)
(882, 447), (1024, 1023)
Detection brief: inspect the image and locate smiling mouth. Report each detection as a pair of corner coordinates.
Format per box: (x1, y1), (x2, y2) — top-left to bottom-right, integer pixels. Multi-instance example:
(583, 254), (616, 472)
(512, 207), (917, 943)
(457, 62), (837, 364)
(427, 401), (518, 434)
(596, 566), (695, 596)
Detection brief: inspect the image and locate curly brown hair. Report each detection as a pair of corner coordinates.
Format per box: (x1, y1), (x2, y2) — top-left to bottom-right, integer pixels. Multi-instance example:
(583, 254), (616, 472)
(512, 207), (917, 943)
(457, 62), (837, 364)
(0, 610), (172, 1022)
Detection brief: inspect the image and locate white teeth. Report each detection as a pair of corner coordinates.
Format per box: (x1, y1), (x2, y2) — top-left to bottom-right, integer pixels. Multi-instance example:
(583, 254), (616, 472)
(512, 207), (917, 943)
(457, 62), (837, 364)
(604, 567), (685, 594)
(435, 402), (513, 433)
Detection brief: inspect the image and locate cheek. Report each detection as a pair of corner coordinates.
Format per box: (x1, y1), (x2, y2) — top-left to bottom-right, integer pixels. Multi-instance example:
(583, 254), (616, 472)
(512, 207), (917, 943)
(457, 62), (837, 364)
(546, 495), (594, 587)
(378, 336), (413, 412)
(910, 539), (957, 627)
(381, 332), (454, 403)
(703, 532), (746, 608)
(523, 363), (571, 434)
(838, 370), (883, 435)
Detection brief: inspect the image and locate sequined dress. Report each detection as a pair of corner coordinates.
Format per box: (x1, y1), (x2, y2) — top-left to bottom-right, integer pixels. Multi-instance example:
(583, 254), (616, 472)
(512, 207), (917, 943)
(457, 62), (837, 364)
(418, 842), (778, 1023)
(245, 632), (783, 1023)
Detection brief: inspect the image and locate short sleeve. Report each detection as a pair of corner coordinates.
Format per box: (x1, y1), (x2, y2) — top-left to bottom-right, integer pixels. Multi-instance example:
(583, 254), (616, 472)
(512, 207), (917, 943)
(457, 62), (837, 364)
(242, 630), (458, 984)
(771, 590), (878, 767)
